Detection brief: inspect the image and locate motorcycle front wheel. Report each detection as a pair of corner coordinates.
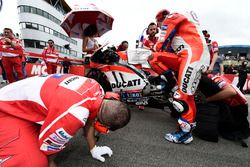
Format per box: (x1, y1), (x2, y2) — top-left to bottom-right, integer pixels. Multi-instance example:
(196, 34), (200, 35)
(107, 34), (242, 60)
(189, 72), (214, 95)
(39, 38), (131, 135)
(86, 69), (112, 92)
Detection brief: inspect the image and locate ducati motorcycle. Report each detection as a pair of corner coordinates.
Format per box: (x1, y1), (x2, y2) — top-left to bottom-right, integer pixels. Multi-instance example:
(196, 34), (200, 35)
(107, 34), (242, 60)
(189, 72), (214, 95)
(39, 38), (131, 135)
(85, 47), (176, 108)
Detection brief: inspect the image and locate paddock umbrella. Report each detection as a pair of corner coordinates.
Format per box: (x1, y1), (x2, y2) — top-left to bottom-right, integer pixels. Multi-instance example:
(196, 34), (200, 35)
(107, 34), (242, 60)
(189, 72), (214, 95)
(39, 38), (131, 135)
(61, 4), (114, 39)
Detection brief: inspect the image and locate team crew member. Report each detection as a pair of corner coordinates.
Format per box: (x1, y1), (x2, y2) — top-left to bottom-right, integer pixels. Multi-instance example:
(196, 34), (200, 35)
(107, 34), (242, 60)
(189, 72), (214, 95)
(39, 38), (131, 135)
(206, 75), (248, 106)
(42, 39), (59, 74)
(116, 41), (129, 52)
(143, 22), (159, 51)
(205, 74), (250, 141)
(0, 74), (131, 167)
(0, 28), (24, 83)
(148, 9), (210, 144)
(202, 30), (219, 73)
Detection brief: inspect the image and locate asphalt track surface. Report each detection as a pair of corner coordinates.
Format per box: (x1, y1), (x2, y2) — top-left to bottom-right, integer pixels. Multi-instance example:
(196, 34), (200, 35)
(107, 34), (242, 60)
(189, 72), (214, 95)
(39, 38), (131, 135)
(0, 80), (250, 167)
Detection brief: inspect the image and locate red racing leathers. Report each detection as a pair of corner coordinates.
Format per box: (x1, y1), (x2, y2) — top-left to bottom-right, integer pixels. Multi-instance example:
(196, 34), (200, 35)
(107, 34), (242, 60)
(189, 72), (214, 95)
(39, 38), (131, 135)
(149, 12), (210, 124)
(0, 74), (104, 167)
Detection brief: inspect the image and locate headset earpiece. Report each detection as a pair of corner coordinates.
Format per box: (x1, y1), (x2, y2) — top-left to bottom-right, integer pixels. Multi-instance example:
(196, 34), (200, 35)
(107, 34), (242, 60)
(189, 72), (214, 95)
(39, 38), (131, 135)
(156, 28), (159, 34)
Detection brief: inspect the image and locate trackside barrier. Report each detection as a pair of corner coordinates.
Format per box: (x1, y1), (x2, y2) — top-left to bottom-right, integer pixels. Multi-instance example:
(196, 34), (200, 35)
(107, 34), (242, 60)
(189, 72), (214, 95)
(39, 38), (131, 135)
(0, 47), (85, 76)
(0, 47), (83, 63)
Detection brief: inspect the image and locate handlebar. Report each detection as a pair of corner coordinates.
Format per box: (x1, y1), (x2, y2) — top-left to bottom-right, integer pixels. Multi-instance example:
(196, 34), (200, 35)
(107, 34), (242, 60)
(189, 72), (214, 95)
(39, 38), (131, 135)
(91, 48), (120, 64)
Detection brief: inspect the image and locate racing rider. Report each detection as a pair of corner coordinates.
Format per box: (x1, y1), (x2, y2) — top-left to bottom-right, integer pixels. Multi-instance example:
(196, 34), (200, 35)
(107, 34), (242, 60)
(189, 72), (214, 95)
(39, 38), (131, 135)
(148, 9), (210, 144)
(0, 74), (131, 167)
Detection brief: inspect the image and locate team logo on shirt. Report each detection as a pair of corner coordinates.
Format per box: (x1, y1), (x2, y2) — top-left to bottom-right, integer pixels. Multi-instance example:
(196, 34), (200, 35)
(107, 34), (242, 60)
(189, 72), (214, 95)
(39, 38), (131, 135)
(161, 25), (168, 30)
(56, 128), (72, 140)
(44, 138), (64, 148)
(59, 76), (88, 95)
(52, 74), (64, 78)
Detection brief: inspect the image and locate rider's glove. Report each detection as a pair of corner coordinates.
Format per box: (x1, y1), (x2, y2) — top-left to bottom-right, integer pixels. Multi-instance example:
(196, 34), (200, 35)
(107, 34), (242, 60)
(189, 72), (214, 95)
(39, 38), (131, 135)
(90, 145), (113, 162)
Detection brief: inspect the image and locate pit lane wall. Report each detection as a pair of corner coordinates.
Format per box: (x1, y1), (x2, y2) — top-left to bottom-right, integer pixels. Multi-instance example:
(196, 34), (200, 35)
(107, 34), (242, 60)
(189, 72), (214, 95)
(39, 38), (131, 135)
(0, 63), (249, 92)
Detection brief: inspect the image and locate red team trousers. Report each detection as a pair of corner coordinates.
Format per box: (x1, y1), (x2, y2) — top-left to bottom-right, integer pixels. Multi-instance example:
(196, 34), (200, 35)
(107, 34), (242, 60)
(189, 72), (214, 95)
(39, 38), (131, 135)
(0, 112), (48, 167)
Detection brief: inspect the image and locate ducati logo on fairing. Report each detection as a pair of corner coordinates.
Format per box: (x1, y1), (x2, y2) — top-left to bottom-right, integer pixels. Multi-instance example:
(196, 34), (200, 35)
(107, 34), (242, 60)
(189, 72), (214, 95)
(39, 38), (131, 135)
(182, 66), (193, 93)
(111, 71), (141, 89)
(111, 79), (141, 88)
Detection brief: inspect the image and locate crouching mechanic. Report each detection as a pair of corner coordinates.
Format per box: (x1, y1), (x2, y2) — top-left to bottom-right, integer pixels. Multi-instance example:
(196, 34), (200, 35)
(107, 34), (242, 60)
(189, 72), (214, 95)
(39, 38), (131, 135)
(205, 75), (250, 141)
(0, 74), (131, 167)
(148, 9), (210, 144)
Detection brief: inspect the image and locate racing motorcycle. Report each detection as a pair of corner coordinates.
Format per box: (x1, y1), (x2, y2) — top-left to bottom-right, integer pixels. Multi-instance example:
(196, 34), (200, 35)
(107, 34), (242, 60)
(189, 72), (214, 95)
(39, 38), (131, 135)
(85, 47), (176, 108)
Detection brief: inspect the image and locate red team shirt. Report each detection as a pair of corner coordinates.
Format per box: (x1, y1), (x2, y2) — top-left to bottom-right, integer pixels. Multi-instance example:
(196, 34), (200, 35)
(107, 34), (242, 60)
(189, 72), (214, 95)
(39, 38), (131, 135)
(0, 37), (23, 57)
(0, 74), (104, 155)
(143, 36), (158, 50)
(208, 41), (219, 63)
(211, 75), (247, 106)
(42, 46), (59, 64)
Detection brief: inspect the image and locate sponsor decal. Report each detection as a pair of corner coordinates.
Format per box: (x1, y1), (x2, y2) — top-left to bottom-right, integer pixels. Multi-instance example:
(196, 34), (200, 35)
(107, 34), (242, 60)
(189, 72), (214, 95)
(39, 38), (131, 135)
(182, 67), (194, 93)
(189, 11), (199, 23)
(59, 76), (88, 95)
(56, 128), (72, 140)
(180, 122), (188, 129)
(111, 71), (142, 89)
(52, 74), (64, 78)
(40, 143), (61, 151)
(30, 64), (63, 76)
(161, 25), (168, 31)
(173, 91), (181, 99)
(111, 79), (141, 88)
(31, 64), (47, 75)
(190, 67), (203, 94)
(49, 133), (67, 144)
(47, 145), (62, 151)
(64, 76), (79, 85)
(44, 138), (64, 148)
(217, 80), (226, 89)
(175, 44), (185, 54)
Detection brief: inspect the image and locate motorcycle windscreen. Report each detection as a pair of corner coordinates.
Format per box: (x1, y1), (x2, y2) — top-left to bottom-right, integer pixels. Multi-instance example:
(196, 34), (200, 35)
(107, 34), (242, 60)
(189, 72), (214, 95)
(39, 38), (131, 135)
(126, 48), (152, 68)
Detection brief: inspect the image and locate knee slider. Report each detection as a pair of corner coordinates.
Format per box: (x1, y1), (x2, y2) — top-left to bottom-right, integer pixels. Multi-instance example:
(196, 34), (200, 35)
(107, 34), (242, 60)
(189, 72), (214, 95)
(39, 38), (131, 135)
(172, 100), (189, 113)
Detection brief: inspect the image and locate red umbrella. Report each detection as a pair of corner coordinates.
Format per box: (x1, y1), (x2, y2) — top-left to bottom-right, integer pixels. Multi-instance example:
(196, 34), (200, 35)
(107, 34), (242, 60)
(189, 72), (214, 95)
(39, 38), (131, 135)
(61, 4), (114, 39)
